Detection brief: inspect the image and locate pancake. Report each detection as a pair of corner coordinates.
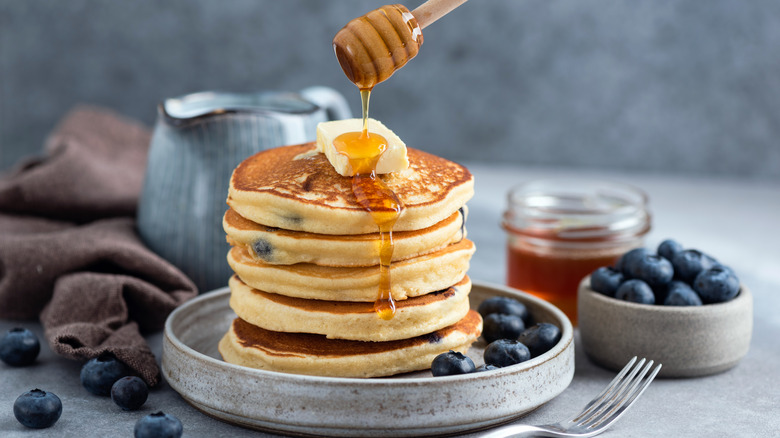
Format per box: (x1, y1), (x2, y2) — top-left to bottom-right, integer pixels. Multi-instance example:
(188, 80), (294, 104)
(227, 239), (475, 302)
(227, 143), (474, 235)
(229, 275), (472, 342)
(223, 206), (467, 266)
(218, 310), (482, 378)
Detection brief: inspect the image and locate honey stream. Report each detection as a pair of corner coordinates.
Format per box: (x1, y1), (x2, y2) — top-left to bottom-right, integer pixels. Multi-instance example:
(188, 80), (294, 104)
(333, 89), (402, 320)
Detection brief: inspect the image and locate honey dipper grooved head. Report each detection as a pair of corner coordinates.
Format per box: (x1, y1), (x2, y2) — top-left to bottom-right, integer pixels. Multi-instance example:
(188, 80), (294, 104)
(333, 4), (423, 89)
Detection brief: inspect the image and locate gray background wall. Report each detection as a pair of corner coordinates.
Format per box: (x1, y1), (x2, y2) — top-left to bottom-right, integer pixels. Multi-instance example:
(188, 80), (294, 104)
(1, 0), (779, 180)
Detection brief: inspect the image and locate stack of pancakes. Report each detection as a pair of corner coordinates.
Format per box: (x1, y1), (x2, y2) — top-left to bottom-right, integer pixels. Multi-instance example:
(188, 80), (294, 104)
(218, 143), (481, 377)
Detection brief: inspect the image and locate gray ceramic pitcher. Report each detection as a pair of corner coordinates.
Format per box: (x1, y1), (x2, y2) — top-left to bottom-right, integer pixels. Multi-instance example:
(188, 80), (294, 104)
(137, 86), (351, 292)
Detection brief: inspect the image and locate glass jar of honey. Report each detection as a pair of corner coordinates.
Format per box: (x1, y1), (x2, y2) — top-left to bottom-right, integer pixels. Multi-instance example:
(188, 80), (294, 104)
(503, 179), (651, 325)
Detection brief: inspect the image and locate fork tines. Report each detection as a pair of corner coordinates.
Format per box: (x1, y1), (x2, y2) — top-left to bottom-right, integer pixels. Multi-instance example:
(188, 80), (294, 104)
(571, 356), (662, 430)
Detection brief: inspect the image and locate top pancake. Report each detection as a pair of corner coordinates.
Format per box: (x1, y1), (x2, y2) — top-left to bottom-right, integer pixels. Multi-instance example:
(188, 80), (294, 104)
(228, 143), (474, 235)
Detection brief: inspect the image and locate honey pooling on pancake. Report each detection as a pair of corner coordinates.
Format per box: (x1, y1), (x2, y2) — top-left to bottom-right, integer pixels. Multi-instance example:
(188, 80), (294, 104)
(333, 90), (403, 320)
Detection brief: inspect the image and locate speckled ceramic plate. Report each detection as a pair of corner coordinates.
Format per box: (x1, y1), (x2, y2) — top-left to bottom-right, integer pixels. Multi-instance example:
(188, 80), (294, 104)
(161, 282), (574, 437)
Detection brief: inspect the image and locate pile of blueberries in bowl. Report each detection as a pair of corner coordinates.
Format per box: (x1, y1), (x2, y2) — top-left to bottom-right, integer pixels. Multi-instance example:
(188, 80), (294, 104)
(589, 239), (740, 306)
(578, 238), (752, 377)
(430, 296), (562, 377)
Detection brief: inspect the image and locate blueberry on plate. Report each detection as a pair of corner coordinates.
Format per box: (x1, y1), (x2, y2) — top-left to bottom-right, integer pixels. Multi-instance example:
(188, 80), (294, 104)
(694, 266), (740, 304)
(663, 281), (702, 306)
(482, 313), (525, 343)
(616, 247), (650, 277)
(477, 296), (529, 323)
(475, 363), (500, 372)
(516, 323), (562, 358)
(590, 266), (624, 297)
(657, 239), (684, 261)
(671, 249), (717, 283)
(135, 412), (183, 438)
(0, 327), (40, 367)
(615, 279), (655, 304)
(13, 389), (62, 429)
(111, 376), (149, 411)
(431, 350), (476, 376)
(484, 339), (531, 367)
(80, 353), (130, 396)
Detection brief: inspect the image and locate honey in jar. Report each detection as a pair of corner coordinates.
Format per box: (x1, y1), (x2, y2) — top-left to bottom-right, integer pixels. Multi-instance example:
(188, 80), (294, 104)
(503, 180), (651, 324)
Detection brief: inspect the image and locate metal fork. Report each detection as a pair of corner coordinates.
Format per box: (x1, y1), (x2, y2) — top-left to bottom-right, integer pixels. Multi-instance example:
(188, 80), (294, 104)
(481, 357), (662, 438)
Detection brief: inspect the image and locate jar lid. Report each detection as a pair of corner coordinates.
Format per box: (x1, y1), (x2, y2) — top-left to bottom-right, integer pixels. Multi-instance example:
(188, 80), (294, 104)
(503, 179), (651, 243)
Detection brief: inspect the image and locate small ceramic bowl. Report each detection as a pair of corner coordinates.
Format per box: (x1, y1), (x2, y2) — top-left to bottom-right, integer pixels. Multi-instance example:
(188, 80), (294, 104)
(577, 277), (753, 378)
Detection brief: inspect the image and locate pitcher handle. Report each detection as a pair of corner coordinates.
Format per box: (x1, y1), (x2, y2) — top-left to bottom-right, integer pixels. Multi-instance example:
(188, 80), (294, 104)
(300, 86), (352, 121)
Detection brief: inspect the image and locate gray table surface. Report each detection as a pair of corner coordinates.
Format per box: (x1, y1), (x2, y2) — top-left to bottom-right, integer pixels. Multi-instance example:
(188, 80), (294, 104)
(2, 163), (779, 437)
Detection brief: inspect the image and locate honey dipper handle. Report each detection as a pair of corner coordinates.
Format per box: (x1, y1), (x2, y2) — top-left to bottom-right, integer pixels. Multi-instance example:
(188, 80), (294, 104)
(412, 0), (468, 29)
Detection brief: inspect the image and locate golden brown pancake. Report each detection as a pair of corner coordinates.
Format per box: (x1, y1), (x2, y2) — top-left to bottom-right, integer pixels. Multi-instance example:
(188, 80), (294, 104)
(227, 239), (475, 302)
(223, 207), (467, 266)
(228, 275), (472, 341)
(218, 310), (482, 377)
(227, 143), (474, 235)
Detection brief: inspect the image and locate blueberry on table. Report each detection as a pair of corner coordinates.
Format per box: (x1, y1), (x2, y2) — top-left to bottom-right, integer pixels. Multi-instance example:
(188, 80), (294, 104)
(13, 389), (62, 429)
(484, 339), (531, 367)
(135, 412), (183, 438)
(482, 313), (525, 343)
(477, 296), (529, 323)
(615, 279), (655, 304)
(0, 327), (40, 367)
(657, 239), (684, 261)
(80, 353), (130, 396)
(111, 376), (149, 411)
(663, 281), (703, 306)
(672, 249), (717, 283)
(590, 266), (624, 297)
(517, 323), (562, 358)
(626, 253), (674, 288)
(694, 266), (740, 304)
(431, 350), (476, 376)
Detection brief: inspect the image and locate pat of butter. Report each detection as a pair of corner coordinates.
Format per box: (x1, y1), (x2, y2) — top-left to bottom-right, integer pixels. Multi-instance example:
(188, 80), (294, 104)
(316, 118), (409, 177)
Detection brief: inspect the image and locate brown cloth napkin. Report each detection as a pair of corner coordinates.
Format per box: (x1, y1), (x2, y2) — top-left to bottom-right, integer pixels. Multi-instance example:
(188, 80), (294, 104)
(0, 106), (197, 386)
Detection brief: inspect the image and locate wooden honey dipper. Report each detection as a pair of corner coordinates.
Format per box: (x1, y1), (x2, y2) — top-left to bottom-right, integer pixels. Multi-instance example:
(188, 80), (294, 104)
(333, 0), (468, 90)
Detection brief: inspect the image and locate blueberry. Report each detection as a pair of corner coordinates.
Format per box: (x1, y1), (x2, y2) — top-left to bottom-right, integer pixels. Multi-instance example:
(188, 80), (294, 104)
(516, 323), (562, 357)
(484, 339), (531, 367)
(672, 249), (717, 283)
(252, 239), (273, 260)
(628, 253), (674, 288)
(135, 412), (183, 438)
(0, 327), (40, 367)
(80, 353), (130, 396)
(482, 313), (525, 343)
(616, 247), (650, 277)
(13, 389), (62, 429)
(694, 266), (740, 304)
(590, 267), (624, 297)
(615, 279), (655, 304)
(657, 239), (684, 261)
(477, 296), (529, 323)
(431, 350), (475, 376)
(475, 364), (500, 372)
(111, 376), (148, 411)
(663, 281), (703, 306)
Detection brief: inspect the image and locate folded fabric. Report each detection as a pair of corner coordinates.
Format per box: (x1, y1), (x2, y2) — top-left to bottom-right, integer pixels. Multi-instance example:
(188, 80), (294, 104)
(0, 106), (197, 386)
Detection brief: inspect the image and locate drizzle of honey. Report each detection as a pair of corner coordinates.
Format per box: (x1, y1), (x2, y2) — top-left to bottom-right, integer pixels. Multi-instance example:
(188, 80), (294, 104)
(333, 89), (402, 320)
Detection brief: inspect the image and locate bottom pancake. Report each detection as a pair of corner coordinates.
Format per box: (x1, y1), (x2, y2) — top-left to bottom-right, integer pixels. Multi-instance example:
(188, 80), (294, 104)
(218, 310), (483, 378)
